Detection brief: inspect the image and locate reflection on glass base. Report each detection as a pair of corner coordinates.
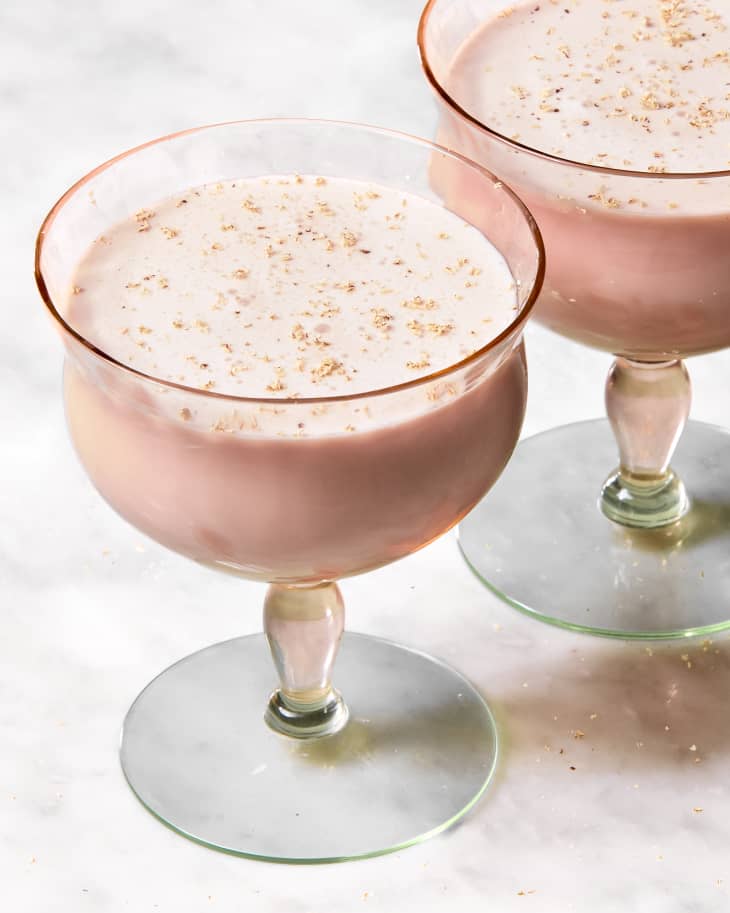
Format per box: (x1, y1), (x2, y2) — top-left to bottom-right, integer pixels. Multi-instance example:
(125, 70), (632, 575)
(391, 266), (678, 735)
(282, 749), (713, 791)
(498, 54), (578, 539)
(120, 632), (497, 862)
(459, 419), (730, 640)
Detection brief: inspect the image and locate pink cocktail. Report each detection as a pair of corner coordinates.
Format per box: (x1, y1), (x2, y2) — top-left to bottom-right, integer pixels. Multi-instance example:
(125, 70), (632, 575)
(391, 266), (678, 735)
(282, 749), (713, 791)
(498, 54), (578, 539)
(36, 120), (543, 860)
(420, 0), (730, 637)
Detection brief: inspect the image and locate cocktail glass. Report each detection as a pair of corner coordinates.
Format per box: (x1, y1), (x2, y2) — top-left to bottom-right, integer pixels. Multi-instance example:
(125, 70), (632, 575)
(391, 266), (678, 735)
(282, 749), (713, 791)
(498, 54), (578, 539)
(35, 119), (543, 861)
(419, 0), (730, 639)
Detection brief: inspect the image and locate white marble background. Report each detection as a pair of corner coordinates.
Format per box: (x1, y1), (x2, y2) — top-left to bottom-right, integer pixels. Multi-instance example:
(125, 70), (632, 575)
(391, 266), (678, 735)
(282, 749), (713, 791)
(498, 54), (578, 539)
(3, 0), (730, 910)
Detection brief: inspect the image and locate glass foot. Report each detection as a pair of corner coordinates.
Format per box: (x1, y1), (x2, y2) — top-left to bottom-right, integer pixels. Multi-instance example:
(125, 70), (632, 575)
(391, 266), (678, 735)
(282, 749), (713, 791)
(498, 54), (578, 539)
(120, 632), (497, 862)
(459, 419), (730, 639)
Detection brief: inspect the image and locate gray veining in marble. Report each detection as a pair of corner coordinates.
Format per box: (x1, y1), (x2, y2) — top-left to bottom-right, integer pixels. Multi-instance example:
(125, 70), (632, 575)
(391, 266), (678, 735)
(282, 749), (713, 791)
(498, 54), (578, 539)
(3, 0), (730, 910)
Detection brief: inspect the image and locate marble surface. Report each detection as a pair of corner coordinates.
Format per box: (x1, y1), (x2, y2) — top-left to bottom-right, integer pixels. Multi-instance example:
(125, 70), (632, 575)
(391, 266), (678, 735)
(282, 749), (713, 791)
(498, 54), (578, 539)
(4, 0), (730, 909)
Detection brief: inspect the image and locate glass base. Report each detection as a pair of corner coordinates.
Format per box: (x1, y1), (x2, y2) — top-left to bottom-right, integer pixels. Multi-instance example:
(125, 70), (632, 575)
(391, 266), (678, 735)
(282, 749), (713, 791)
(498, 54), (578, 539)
(120, 632), (497, 862)
(600, 467), (690, 529)
(459, 419), (730, 639)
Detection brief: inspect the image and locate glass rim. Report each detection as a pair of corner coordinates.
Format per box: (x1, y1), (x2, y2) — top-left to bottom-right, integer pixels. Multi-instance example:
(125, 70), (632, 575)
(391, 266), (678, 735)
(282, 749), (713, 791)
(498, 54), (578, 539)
(35, 117), (544, 406)
(417, 0), (730, 182)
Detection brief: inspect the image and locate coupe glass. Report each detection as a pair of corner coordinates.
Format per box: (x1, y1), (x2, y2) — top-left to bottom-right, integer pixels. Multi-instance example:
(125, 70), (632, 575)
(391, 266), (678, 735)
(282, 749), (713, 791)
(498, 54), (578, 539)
(419, 0), (730, 639)
(35, 119), (543, 861)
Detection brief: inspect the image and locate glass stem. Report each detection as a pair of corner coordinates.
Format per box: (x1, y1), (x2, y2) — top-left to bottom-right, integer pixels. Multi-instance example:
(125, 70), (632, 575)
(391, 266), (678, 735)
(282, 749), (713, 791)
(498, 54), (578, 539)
(263, 581), (349, 739)
(600, 357), (691, 529)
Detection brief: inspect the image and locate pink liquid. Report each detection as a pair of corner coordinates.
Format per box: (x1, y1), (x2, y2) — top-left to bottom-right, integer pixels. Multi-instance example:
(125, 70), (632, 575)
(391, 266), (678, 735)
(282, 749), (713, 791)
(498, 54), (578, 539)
(67, 175), (518, 396)
(513, 200), (730, 357)
(432, 0), (730, 358)
(62, 175), (527, 581)
(64, 347), (526, 581)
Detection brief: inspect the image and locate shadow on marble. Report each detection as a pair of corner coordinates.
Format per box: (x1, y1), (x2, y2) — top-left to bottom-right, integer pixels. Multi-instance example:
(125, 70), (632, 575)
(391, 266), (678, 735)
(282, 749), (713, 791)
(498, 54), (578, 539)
(625, 497), (730, 555)
(498, 636), (730, 770)
(288, 697), (492, 770)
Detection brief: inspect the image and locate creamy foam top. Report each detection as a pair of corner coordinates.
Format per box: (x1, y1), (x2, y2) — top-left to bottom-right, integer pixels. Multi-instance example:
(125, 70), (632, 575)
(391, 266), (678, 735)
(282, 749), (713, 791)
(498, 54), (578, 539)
(66, 175), (517, 398)
(449, 0), (730, 173)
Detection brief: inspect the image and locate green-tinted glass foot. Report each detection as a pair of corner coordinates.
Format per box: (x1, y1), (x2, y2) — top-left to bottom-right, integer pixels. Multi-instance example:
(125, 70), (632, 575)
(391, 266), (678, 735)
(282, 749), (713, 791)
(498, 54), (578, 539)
(459, 419), (730, 639)
(121, 632), (498, 862)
